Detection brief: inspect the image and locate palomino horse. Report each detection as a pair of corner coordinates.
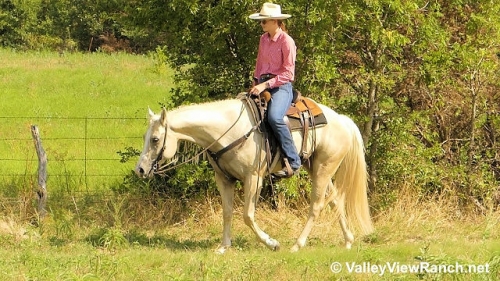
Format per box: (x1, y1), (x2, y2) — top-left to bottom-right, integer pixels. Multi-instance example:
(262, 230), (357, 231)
(135, 95), (373, 253)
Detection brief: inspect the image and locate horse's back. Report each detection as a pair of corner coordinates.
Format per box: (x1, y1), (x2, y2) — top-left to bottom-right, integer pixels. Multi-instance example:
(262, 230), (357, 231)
(313, 103), (360, 153)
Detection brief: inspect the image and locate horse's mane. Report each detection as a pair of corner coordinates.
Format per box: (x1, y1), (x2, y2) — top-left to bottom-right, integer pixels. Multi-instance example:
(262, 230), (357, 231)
(172, 95), (246, 112)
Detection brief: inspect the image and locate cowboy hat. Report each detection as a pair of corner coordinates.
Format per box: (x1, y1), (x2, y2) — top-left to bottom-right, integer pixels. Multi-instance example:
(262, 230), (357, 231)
(249, 2), (291, 20)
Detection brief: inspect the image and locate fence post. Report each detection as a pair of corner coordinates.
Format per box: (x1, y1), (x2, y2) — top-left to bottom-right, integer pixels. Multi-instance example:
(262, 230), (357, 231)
(84, 117), (88, 189)
(30, 125), (47, 218)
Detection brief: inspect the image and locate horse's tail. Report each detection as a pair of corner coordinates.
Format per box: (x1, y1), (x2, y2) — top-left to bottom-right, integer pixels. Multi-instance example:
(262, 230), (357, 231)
(335, 116), (374, 235)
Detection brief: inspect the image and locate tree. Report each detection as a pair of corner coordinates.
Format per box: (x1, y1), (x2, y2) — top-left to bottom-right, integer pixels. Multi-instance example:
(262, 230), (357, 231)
(123, 0), (500, 209)
(124, 0), (260, 105)
(0, 0), (26, 47)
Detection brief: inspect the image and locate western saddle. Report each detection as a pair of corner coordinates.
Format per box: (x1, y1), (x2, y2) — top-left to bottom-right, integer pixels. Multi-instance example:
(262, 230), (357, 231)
(242, 89), (327, 177)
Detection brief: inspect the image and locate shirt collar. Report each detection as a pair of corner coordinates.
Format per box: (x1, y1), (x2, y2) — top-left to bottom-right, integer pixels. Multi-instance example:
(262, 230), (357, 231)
(267, 28), (283, 42)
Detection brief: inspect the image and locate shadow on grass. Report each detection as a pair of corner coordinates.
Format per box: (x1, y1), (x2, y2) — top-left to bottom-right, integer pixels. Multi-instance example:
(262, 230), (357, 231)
(85, 227), (250, 251)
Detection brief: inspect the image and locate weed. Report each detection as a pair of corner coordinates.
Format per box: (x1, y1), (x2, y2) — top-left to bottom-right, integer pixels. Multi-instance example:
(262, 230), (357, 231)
(99, 227), (128, 250)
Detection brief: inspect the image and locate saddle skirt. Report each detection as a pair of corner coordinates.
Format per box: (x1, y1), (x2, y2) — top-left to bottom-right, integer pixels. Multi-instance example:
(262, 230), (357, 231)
(285, 94), (327, 131)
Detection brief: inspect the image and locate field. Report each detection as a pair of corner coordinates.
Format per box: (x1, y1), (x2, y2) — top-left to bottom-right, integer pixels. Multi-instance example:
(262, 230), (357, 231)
(0, 50), (499, 280)
(0, 49), (173, 189)
(1, 195), (499, 280)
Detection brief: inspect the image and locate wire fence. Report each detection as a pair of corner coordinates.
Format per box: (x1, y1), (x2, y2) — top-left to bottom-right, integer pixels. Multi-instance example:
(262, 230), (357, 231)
(0, 116), (145, 194)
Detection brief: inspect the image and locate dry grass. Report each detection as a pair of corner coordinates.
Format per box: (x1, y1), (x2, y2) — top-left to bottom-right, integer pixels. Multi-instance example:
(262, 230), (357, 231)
(373, 187), (499, 244)
(0, 216), (28, 241)
(0, 188), (499, 280)
(1, 184), (498, 248)
(111, 186), (500, 251)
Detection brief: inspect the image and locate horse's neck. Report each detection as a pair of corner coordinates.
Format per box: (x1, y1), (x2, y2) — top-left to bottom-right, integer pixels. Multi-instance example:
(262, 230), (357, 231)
(169, 100), (243, 147)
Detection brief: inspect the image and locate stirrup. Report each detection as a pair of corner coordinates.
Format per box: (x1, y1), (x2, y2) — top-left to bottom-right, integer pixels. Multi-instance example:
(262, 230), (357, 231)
(272, 158), (296, 178)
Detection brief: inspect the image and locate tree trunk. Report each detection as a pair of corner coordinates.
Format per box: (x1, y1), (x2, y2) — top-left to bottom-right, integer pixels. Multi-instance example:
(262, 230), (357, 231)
(363, 79), (379, 192)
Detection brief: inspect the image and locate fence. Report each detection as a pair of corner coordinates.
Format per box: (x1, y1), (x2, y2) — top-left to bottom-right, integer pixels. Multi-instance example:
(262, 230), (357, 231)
(0, 116), (145, 193)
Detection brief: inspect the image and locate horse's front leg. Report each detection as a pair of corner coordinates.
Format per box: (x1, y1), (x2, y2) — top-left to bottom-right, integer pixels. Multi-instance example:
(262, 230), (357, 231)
(242, 175), (280, 251)
(214, 172), (236, 254)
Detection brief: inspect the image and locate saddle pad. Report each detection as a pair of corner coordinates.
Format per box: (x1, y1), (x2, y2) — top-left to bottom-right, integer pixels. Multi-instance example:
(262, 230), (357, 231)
(286, 113), (328, 131)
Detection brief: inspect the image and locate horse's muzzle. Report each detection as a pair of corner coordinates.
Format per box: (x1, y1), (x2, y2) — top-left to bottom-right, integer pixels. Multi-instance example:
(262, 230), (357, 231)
(134, 166), (150, 178)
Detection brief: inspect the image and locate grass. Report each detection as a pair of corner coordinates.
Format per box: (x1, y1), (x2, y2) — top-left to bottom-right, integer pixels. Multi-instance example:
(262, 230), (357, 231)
(0, 49), (174, 189)
(0, 191), (499, 280)
(0, 50), (499, 280)
(0, 49), (173, 118)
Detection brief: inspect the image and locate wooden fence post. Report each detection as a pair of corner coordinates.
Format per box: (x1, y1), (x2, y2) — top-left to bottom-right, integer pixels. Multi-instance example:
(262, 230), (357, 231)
(31, 125), (47, 218)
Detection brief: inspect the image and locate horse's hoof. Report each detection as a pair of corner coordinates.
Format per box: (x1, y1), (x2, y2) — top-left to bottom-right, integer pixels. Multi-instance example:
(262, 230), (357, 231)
(290, 244), (300, 252)
(215, 245), (230, 254)
(265, 237), (280, 251)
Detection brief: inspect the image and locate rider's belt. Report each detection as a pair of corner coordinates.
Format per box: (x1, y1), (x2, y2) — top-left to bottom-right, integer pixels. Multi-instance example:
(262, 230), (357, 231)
(259, 73), (276, 82)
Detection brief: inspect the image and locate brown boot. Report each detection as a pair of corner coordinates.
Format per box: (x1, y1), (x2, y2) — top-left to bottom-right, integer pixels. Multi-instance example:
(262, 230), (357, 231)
(273, 167), (299, 178)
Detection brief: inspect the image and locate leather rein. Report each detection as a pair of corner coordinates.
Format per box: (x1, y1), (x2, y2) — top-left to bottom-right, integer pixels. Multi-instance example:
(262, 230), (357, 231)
(151, 100), (260, 179)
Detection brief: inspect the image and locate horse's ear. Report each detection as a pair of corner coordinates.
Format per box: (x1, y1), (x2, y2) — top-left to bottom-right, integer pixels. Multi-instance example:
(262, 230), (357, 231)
(160, 107), (168, 126)
(148, 107), (155, 119)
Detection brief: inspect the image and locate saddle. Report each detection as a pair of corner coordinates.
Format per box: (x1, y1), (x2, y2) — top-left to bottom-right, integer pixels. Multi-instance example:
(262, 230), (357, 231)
(257, 89), (327, 130)
(243, 89), (328, 175)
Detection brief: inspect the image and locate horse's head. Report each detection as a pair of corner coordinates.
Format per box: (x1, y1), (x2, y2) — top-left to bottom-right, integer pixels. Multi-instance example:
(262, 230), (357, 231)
(135, 108), (178, 178)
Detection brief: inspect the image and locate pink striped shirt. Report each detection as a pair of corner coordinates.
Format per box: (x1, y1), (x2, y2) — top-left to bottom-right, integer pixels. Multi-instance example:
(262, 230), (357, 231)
(253, 29), (296, 89)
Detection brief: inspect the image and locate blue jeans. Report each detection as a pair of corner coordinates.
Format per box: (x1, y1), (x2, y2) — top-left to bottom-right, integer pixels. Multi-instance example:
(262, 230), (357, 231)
(264, 82), (301, 170)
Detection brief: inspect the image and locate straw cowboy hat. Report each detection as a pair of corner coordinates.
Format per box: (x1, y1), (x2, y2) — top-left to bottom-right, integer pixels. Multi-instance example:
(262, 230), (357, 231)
(249, 2), (292, 20)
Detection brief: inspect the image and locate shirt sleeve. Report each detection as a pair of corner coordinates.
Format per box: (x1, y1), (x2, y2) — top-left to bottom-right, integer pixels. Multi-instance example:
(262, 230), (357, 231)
(253, 35), (265, 80)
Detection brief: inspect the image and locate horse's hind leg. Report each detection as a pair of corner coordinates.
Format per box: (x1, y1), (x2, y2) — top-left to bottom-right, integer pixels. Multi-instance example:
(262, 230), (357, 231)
(214, 172), (236, 254)
(326, 181), (354, 249)
(291, 171), (331, 252)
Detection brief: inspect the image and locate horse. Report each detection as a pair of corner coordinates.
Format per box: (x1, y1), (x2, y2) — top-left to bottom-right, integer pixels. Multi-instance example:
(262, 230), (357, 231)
(134, 95), (373, 253)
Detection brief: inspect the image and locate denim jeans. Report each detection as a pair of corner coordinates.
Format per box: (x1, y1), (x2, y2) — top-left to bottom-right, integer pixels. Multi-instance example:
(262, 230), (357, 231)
(262, 82), (301, 170)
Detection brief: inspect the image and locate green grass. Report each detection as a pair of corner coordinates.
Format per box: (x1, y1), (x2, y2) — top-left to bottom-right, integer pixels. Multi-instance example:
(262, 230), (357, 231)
(0, 49), (174, 190)
(0, 49), (173, 117)
(0, 200), (499, 281)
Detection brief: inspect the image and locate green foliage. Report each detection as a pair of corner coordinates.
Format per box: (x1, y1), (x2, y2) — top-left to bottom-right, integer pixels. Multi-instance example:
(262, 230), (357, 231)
(128, 0), (494, 211)
(150, 45), (169, 75)
(165, 161), (217, 198)
(126, 0), (259, 104)
(87, 227), (128, 250)
(0, 0), (26, 47)
(2, 0), (131, 51)
(117, 146), (141, 163)
(99, 227), (128, 250)
(117, 161), (217, 201)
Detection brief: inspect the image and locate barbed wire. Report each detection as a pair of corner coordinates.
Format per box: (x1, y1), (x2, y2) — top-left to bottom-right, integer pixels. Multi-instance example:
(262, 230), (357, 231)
(0, 116), (144, 189)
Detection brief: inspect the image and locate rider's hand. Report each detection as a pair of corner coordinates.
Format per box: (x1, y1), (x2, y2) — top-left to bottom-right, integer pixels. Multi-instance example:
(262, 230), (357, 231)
(249, 82), (267, 96)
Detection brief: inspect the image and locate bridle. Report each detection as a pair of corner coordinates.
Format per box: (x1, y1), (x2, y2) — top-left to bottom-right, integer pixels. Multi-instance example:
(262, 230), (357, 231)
(149, 101), (260, 178)
(150, 125), (169, 174)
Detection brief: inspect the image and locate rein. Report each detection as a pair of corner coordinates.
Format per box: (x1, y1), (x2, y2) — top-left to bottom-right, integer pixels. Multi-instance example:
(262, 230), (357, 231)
(152, 101), (260, 178)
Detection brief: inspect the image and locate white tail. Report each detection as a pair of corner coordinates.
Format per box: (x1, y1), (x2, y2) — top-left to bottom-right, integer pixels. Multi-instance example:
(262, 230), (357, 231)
(335, 116), (374, 235)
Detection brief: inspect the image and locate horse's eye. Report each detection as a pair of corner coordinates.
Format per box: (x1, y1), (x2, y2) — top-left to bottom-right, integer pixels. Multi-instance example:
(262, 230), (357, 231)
(152, 137), (160, 144)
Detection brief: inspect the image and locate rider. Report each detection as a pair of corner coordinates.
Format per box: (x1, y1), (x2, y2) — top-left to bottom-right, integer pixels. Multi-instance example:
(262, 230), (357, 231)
(249, 3), (301, 178)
